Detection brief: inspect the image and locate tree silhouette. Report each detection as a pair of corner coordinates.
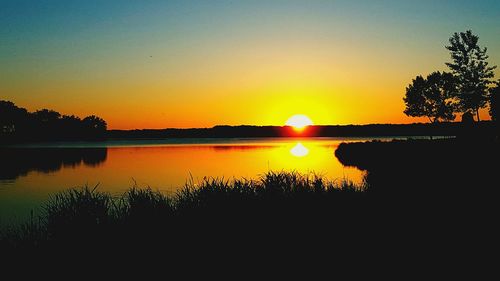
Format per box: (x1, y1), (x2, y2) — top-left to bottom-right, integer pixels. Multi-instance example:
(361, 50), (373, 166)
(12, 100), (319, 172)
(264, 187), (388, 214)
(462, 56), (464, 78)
(32, 109), (61, 123)
(0, 100), (29, 134)
(0, 100), (108, 143)
(83, 115), (107, 138)
(403, 72), (456, 123)
(490, 85), (499, 121)
(446, 30), (497, 121)
(461, 111), (474, 124)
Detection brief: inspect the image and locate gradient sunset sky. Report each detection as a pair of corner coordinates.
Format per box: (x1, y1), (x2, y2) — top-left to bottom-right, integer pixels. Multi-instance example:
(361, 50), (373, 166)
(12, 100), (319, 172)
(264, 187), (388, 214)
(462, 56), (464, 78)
(1, 0), (499, 129)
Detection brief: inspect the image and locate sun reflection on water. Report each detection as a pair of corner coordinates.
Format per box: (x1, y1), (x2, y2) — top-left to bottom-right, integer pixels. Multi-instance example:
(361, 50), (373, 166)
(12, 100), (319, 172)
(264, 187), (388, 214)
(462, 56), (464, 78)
(0, 139), (370, 224)
(290, 142), (309, 157)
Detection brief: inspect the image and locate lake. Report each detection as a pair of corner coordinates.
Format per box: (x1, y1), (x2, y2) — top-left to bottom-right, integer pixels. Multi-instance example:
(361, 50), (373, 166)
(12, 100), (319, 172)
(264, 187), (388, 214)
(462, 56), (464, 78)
(0, 137), (410, 224)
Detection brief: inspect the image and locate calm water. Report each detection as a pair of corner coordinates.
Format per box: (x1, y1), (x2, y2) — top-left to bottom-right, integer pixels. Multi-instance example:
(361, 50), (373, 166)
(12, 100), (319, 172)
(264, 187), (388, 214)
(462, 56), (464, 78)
(0, 137), (409, 224)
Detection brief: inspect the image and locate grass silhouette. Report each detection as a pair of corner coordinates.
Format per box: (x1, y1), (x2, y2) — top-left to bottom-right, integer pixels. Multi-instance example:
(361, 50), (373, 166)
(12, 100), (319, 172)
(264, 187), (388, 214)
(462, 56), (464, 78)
(1, 171), (367, 251)
(1, 146), (496, 267)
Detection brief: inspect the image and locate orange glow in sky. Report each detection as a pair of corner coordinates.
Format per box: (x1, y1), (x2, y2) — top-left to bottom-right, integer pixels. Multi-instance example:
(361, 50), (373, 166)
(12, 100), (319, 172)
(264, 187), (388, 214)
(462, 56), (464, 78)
(1, 1), (498, 129)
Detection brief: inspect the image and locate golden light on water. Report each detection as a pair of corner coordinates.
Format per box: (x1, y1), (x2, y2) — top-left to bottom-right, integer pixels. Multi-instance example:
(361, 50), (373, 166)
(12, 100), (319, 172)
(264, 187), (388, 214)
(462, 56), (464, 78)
(0, 140), (368, 222)
(290, 142), (309, 157)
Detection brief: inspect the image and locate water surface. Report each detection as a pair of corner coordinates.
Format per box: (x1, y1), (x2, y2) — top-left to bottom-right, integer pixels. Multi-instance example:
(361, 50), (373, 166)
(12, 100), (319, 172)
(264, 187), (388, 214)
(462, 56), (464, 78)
(0, 137), (407, 224)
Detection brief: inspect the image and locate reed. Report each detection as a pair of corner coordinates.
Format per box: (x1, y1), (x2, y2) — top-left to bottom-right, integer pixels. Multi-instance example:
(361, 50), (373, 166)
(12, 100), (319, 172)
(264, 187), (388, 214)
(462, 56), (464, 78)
(1, 171), (367, 250)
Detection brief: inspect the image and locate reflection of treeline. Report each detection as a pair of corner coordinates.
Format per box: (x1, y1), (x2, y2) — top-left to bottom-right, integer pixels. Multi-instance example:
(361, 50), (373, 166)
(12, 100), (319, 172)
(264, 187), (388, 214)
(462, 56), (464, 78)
(0, 100), (107, 143)
(0, 148), (107, 181)
(108, 122), (496, 139)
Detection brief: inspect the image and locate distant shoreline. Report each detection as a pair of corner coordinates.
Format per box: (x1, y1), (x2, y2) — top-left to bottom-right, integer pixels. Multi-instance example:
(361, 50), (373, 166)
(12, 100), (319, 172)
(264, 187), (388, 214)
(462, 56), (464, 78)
(107, 122), (495, 140)
(1, 121), (495, 145)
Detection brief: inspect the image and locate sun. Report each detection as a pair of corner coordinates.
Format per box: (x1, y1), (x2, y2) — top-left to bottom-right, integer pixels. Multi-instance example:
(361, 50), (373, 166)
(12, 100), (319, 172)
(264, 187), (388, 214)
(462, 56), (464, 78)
(285, 114), (313, 130)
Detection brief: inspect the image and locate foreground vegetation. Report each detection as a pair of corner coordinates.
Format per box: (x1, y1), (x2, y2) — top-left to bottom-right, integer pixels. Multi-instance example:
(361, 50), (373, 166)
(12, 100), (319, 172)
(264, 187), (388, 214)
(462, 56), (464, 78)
(0, 171), (367, 251)
(1, 139), (497, 265)
(2, 137), (498, 250)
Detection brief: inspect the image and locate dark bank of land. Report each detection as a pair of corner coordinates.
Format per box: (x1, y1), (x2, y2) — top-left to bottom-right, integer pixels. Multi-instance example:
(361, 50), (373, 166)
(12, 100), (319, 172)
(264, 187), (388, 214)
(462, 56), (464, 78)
(3, 120), (496, 144)
(335, 138), (499, 192)
(107, 121), (496, 139)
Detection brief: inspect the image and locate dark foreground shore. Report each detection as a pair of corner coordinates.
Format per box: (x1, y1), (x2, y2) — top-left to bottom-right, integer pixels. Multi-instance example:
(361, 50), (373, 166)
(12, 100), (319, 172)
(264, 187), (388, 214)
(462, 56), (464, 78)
(1, 138), (498, 268)
(335, 138), (499, 192)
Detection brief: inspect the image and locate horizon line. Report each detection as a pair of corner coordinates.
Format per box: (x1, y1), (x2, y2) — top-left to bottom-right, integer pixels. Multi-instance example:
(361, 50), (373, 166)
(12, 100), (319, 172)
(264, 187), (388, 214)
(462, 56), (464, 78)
(108, 121), (480, 131)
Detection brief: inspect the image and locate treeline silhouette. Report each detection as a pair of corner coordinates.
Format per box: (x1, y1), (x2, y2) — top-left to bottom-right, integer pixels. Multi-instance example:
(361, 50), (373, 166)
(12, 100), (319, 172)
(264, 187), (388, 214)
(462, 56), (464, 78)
(0, 100), (107, 144)
(108, 122), (496, 139)
(0, 148), (107, 181)
(404, 30), (498, 123)
(2, 99), (497, 144)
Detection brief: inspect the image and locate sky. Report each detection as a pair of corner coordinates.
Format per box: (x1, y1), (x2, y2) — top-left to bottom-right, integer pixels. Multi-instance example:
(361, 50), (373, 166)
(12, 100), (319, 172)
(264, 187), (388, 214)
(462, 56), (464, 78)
(1, 0), (499, 129)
